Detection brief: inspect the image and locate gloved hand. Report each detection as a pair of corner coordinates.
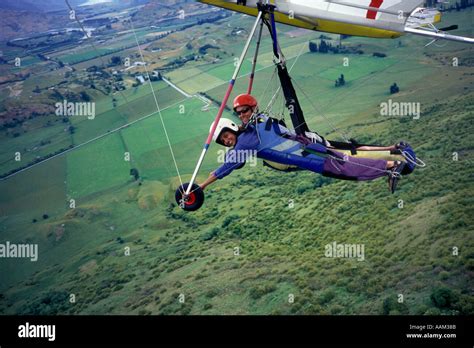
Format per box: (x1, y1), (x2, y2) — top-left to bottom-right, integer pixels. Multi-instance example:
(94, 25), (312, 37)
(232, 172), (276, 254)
(304, 131), (324, 144)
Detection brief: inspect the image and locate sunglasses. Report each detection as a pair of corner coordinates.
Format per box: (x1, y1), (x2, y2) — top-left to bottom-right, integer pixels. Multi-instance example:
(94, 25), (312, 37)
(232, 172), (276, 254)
(235, 107), (251, 116)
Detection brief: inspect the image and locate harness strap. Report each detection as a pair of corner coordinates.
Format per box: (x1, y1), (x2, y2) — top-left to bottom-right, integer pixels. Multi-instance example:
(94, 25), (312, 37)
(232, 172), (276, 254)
(327, 139), (360, 155)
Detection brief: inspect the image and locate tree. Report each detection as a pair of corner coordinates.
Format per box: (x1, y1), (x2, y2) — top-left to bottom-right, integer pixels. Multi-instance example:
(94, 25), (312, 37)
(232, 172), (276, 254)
(309, 41), (318, 53)
(430, 287), (458, 308)
(80, 91), (91, 101)
(335, 74), (345, 87)
(390, 82), (399, 94)
(110, 56), (121, 66)
(130, 168), (140, 181)
(319, 39), (329, 53)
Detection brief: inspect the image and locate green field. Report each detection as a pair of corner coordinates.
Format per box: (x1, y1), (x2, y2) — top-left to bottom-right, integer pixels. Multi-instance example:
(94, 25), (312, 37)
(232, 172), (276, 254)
(0, 80), (184, 176)
(59, 48), (120, 65)
(121, 97), (235, 180)
(166, 67), (225, 94)
(0, 116), (73, 175)
(201, 59), (263, 81)
(66, 132), (131, 198)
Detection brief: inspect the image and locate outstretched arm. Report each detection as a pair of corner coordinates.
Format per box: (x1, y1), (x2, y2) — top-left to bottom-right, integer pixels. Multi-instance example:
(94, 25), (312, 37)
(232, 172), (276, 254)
(199, 172), (218, 190)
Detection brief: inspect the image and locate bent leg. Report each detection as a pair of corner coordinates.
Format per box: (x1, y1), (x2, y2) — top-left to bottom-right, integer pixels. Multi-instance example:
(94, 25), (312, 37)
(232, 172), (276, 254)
(322, 150), (388, 181)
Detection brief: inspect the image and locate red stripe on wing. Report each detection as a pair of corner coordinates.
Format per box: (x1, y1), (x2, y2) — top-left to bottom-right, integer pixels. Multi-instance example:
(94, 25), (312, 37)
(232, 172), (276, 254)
(366, 0), (384, 19)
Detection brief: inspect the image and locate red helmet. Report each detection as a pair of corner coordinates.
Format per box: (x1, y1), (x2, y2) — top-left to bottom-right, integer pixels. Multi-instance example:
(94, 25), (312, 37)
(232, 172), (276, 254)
(233, 94), (257, 111)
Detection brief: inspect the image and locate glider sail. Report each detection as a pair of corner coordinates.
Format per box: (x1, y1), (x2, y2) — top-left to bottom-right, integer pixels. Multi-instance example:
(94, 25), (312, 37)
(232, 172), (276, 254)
(199, 0), (474, 43)
(199, 0), (422, 38)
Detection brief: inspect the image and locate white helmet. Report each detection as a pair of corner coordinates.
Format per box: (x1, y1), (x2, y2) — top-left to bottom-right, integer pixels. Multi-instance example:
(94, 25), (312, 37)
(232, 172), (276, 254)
(210, 118), (239, 146)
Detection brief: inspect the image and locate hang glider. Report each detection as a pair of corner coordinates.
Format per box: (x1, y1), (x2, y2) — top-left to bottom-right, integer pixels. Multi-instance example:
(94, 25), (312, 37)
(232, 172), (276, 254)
(175, 1), (472, 211)
(199, 0), (474, 44)
(175, 2), (426, 211)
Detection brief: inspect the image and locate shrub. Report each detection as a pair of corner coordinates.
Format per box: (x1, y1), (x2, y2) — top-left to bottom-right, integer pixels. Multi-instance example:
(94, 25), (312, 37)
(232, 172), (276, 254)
(318, 289), (335, 305)
(296, 182), (312, 194)
(430, 287), (458, 308)
(205, 289), (218, 298)
(438, 271), (449, 280)
(382, 297), (409, 315)
(249, 282), (277, 299)
(222, 215), (240, 228)
(201, 227), (220, 241)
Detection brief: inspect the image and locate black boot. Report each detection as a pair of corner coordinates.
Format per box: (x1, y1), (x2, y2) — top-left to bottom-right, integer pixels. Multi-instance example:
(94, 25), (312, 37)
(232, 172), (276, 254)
(388, 161), (406, 194)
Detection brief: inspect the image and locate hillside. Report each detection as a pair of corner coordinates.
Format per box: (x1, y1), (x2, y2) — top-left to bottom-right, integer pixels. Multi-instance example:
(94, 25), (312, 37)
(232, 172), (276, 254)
(1, 90), (473, 315)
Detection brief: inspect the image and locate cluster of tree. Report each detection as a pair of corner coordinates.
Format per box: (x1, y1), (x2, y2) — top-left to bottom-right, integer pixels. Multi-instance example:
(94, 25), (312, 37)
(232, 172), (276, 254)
(454, 0), (474, 10)
(1, 118), (25, 130)
(196, 14), (229, 25)
(164, 54), (197, 69)
(309, 40), (340, 53)
(437, 0), (474, 11)
(198, 44), (219, 54)
(373, 52), (387, 58)
(110, 56), (122, 66)
(309, 40), (364, 55)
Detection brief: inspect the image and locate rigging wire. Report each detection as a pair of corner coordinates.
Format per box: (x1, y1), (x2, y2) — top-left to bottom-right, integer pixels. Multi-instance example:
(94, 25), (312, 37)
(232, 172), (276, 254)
(64, 0), (177, 180)
(264, 41), (306, 117)
(128, 16), (184, 188)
